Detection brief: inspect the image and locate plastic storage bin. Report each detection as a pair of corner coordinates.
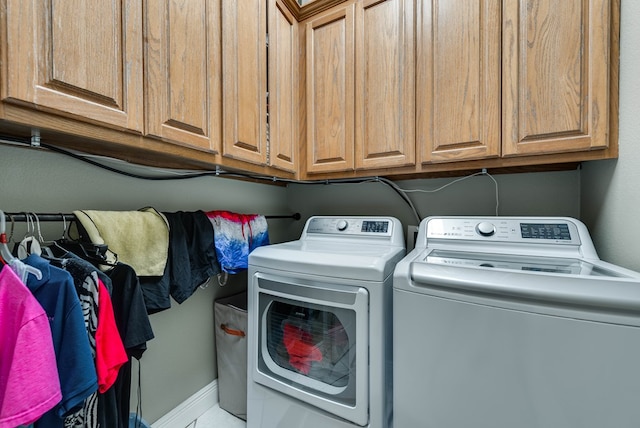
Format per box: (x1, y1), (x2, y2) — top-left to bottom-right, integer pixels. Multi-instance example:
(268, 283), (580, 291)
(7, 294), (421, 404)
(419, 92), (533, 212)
(214, 292), (248, 420)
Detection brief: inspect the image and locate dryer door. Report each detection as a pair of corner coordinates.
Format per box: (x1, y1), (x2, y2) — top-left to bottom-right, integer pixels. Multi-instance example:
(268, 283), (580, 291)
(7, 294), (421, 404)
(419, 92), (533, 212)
(252, 273), (369, 426)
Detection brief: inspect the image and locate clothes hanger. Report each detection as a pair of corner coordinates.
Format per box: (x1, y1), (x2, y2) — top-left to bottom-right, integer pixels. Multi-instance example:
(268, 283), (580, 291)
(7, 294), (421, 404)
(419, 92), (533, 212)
(15, 213), (43, 258)
(0, 210), (42, 281)
(0, 210), (14, 263)
(53, 216), (116, 267)
(40, 214), (72, 263)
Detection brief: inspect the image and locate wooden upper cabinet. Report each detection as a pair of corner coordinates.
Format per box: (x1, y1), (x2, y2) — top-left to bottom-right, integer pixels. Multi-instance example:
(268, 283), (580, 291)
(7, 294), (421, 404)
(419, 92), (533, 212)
(306, 0), (414, 174)
(502, 0), (611, 156)
(418, 0), (501, 163)
(355, 0), (415, 169)
(268, 0), (298, 173)
(306, 4), (355, 173)
(144, 0), (221, 152)
(221, 0), (268, 165)
(3, 0), (143, 132)
(0, 0), (618, 178)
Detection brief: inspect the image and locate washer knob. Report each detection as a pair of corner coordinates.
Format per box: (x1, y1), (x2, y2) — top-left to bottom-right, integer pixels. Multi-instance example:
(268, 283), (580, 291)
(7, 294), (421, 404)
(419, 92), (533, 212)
(476, 221), (496, 237)
(336, 220), (349, 231)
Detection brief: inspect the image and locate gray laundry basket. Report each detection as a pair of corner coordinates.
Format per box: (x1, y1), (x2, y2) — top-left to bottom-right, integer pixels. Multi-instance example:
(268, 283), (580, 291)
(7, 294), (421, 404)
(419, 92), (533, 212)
(214, 292), (248, 420)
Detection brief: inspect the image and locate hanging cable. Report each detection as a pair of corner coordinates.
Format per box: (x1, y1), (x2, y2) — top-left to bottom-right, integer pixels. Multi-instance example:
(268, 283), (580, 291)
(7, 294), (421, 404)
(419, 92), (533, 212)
(375, 177), (421, 224)
(2, 138), (501, 225)
(40, 143), (229, 181)
(392, 170), (500, 216)
(24, 142), (424, 221)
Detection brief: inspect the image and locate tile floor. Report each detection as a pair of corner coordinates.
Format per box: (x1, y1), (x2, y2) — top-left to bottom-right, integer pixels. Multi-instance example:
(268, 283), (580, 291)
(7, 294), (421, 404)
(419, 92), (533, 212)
(188, 404), (246, 428)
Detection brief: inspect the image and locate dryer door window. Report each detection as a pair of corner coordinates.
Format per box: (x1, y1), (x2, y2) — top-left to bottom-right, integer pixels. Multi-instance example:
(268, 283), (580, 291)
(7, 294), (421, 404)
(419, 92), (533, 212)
(253, 275), (369, 426)
(266, 299), (353, 391)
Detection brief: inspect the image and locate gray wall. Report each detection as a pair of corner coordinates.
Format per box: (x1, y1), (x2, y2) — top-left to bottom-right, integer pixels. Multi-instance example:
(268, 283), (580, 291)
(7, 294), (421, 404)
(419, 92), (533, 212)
(581, 0), (640, 271)
(0, 143), (293, 423)
(286, 170), (581, 241)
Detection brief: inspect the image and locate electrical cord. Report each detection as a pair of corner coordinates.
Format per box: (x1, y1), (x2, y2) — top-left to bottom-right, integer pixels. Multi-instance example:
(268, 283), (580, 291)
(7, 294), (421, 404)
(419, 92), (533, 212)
(134, 360), (144, 428)
(40, 143), (234, 181)
(394, 171), (500, 216)
(4, 138), (497, 223)
(376, 177), (422, 223)
(36, 142), (425, 222)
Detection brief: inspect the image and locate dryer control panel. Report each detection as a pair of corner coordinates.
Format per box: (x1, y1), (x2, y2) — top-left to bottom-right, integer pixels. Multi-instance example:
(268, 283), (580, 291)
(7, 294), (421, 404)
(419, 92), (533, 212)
(306, 217), (394, 236)
(300, 216), (405, 247)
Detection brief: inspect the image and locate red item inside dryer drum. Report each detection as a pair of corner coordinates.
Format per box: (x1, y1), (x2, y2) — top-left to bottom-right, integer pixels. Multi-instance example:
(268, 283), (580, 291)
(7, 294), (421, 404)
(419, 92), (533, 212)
(282, 323), (323, 374)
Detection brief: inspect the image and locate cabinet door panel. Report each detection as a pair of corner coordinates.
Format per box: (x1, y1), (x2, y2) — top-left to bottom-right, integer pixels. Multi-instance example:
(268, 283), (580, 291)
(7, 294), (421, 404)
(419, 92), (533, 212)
(306, 5), (355, 173)
(269, 0), (298, 172)
(503, 0), (610, 156)
(222, 0), (268, 165)
(145, 0), (220, 152)
(418, 0), (500, 163)
(355, 0), (415, 169)
(4, 0), (143, 132)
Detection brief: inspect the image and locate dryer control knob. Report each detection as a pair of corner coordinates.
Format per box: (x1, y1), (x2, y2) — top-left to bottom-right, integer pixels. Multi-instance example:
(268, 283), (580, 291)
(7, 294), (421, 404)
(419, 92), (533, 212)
(336, 220), (349, 231)
(476, 222), (496, 237)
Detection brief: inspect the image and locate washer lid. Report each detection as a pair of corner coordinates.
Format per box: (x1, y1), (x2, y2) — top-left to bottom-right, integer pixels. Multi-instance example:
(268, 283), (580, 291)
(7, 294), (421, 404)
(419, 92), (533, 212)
(424, 250), (627, 277)
(249, 239), (405, 281)
(394, 247), (640, 318)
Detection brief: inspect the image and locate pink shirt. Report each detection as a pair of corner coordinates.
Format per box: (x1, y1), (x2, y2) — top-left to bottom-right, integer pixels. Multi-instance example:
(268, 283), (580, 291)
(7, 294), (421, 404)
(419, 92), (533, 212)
(0, 266), (61, 427)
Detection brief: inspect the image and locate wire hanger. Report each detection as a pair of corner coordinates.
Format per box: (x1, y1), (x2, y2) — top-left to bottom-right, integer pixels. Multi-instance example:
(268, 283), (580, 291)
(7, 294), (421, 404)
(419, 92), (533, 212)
(16, 213), (42, 258)
(51, 216), (116, 267)
(0, 210), (42, 281)
(40, 214), (70, 262)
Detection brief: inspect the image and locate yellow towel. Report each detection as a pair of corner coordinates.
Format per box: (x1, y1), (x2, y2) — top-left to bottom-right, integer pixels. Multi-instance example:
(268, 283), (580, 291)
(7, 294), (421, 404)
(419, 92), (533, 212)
(73, 208), (170, 276)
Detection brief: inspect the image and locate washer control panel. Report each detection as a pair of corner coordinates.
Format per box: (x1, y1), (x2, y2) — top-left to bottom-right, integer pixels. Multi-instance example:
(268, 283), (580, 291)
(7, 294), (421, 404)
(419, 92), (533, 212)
(475, 221), (496, 237)
(425, 217), (582, 245)
(306, 217), (394, 237)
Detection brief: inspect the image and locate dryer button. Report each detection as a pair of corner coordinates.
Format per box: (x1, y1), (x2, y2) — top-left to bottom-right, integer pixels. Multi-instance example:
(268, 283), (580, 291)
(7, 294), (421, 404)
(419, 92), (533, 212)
(336, 220), (349, 231)
(476, 222), (496, 237)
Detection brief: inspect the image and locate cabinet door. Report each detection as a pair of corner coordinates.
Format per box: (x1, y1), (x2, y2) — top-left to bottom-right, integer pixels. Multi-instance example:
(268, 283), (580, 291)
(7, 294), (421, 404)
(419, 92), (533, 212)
(145, 0), (221, 152)
(268, 0), (298, 172)
(222, 0), (268, 165)
(418, 0), (501, 163)
(3, 0), (143, 132)
(306, 4), (355, 173)
(503, 0), (611, 156)
(355, 0), (415, 169)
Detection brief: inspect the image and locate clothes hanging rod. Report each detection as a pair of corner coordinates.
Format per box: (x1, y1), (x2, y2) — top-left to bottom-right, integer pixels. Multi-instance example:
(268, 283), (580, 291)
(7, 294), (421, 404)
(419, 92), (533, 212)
(3, 212), (301, 222)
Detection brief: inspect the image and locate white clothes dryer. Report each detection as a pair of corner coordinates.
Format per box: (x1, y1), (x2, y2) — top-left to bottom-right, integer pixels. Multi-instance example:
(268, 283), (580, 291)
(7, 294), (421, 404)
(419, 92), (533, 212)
(393, 216), (640, 428)
(247, 216), (405, 428)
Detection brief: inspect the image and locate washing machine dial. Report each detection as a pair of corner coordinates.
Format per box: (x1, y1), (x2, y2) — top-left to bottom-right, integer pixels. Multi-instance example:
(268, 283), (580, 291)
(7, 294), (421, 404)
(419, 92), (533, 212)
(336, 220), (349, 231)
(476, 221), (496, 237)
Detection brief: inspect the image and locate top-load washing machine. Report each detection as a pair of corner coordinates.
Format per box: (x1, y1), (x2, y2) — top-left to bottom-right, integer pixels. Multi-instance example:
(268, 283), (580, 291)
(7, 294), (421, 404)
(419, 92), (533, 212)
(247, 216), (405, 428)
(393, 216), (640, 428)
